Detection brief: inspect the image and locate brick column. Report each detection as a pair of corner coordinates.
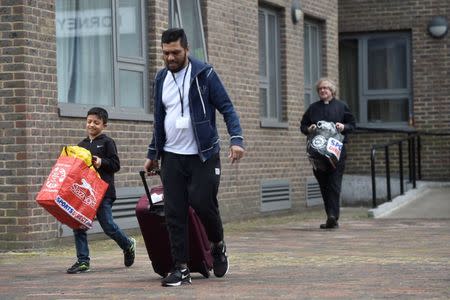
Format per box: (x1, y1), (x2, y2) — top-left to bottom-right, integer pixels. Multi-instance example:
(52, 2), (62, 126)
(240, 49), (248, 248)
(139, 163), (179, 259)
(0, 1), (59, 250)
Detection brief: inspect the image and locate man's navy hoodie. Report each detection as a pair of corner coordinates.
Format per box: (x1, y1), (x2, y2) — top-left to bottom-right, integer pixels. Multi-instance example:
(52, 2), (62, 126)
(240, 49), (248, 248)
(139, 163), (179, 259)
(147, 56), (244, 162)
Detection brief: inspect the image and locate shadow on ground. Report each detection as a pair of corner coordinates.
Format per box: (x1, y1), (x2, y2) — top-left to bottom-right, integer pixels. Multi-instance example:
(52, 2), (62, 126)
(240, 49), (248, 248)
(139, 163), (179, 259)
(1, 207), (449, 299)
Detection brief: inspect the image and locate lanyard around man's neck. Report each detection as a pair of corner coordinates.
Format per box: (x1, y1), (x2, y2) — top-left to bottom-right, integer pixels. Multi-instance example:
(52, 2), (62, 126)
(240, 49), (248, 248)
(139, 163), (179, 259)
(170, 62), (190, 117)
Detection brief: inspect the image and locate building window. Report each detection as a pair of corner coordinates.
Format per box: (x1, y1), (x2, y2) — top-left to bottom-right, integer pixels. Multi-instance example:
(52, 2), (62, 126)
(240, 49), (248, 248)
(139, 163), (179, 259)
(304, 19), (323, 108)
(339, 32), (411, 126)
(259, 7), (285, 128)
(56, 0), (149, 121)
(169, 0), (207, 62)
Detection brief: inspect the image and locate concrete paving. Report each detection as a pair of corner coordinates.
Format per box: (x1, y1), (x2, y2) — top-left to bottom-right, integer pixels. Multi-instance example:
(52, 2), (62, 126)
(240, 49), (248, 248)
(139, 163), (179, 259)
(383, 187), (450, 219)
(369, 181), (450, 219)
(0, 184), (449, 299)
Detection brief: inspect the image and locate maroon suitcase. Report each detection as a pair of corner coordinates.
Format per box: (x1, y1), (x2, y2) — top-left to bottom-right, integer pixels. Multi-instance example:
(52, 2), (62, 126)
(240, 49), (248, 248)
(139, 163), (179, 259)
(136, 171), (213, 278)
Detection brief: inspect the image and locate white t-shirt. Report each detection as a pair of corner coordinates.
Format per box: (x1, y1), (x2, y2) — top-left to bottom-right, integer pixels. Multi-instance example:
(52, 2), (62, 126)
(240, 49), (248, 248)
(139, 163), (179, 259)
(162, 63), (198, 155)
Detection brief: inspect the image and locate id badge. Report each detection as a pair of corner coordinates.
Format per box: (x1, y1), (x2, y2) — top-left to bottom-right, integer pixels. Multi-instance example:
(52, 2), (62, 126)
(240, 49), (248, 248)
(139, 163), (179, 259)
(176, 116), (190, 129)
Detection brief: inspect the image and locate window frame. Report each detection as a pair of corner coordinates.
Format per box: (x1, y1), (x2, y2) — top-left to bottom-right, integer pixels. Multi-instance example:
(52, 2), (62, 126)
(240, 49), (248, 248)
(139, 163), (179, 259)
(169, 0), (208, 62)
(259, 6), (286, 128)
(303, 19), (323, 108)
(57, 0), (150, 121)
(340, 31), (412, 128)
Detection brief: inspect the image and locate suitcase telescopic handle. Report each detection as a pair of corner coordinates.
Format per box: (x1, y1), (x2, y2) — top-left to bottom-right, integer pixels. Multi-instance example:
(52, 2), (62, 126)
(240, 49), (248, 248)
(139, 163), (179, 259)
(139, 170), (161, 210)
(139, 171), (152, 202)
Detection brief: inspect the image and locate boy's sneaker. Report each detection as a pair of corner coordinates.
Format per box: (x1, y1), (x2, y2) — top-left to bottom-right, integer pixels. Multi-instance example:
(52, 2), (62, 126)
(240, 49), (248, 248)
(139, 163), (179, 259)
(161, 266), (191, 287)
(124, 237), (136, 267)
(212, 241), (229, 277)
(67, 261), (90, 274)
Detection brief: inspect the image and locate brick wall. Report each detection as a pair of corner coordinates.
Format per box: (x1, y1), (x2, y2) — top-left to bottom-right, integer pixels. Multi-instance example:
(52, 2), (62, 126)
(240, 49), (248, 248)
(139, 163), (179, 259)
(0, 0), (339, 250)
(0, 1), (61, 250)
(203, 0), (339, 221)
(339, 0), (450, 180)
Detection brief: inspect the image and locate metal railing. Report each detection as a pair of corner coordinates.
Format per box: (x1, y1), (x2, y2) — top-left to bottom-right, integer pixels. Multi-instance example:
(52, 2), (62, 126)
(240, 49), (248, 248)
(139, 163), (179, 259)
(359, 127), (450, 208)
(370, 134), (417, 208)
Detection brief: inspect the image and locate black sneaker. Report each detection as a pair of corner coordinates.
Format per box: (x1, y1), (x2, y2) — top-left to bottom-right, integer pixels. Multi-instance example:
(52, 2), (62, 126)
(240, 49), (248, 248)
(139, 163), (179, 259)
(161, 266), (191, 287)
(124, 237), (136, 267)
(67, 261), (90, 274)
(212, 241), (229, 277)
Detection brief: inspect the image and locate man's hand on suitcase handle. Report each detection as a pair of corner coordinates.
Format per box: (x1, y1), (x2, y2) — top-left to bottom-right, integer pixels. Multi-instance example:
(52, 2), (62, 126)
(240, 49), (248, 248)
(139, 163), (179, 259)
(144, 159), (160, 176)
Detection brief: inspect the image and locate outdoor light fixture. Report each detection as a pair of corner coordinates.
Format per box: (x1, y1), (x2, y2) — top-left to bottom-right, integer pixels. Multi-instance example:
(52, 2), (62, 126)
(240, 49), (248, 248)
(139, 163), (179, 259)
(291, 0), (302, 24)
(427, 16), (448, 39)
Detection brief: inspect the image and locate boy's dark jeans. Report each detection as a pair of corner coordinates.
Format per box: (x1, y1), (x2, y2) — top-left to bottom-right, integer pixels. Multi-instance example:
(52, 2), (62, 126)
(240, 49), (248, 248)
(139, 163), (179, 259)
(74, 197), (131, 263)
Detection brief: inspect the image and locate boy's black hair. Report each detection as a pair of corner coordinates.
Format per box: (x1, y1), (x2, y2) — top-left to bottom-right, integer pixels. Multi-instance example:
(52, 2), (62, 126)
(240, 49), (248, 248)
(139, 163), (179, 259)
(87, 107), (108, 124)
(161, 28), (188, 49)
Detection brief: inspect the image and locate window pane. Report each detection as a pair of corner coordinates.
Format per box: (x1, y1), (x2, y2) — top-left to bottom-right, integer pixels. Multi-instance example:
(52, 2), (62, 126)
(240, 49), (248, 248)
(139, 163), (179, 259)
(310, 26), (319, 84)
(176, 0), (207, 61)
(259, 8), (280, 121)
(56, 0), (113, 105)
(260, 88), (268, 117)
(367, 98), (408, 122)
(303, 25), (311, 87)
(258, 12), (267, 77)
(170, 0), (182, 27)
(304, 21), (322, 107)
(340, 33), (411, 125)
(304, 93), (311, 108)
(118, 0), (142, 58)
(339, 39), (359, 121)
(119, 70), (143, 108)
(368, 37), (407, 90)
(268, 14), (278, 119)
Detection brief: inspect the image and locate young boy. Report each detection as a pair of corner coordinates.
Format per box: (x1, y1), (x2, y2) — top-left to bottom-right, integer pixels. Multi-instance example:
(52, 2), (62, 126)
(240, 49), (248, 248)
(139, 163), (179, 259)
(67, 107), (136, 274)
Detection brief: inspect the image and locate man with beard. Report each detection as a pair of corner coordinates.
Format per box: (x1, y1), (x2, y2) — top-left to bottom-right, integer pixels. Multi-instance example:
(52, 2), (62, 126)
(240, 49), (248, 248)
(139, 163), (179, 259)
(144, 28), (245, 287)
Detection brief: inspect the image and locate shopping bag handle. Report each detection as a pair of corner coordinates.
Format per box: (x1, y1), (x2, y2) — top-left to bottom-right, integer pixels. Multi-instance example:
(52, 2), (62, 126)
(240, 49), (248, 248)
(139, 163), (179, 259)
(63, 146), (95, 169)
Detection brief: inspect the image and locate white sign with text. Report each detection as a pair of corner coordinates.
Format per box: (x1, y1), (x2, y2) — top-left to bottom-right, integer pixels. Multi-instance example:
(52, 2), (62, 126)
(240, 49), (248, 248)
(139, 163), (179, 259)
(56, 7), (136, 37)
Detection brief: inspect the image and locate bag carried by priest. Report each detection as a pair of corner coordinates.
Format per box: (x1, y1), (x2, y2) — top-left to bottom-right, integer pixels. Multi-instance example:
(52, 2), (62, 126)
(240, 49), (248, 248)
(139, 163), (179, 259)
(306, 121), (344, 172)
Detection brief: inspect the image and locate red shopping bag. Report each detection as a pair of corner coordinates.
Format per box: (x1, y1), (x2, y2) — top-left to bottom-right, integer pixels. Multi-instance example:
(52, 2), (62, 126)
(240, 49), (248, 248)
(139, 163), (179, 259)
(36, 155), (108, 229)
